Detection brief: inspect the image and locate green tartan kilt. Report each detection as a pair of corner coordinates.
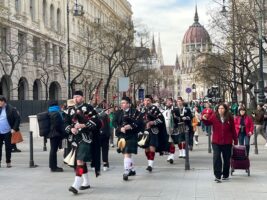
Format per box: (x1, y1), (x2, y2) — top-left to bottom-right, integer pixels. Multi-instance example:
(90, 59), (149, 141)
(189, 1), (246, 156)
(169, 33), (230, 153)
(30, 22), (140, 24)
(119, 137), (138, 154)
(76, 141), (92, 162)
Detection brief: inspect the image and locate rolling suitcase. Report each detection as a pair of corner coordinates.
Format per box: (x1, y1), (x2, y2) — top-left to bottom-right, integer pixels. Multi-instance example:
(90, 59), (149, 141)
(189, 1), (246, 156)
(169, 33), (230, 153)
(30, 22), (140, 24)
(230, 145), (250, 176)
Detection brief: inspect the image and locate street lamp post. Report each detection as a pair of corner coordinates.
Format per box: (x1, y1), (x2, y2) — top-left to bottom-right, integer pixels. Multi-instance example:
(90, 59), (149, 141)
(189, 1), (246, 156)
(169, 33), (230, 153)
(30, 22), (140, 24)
(67, 0), (84, 99)
(258, 0), (265, 104)
(67, 1), (71, 99)
(221, 0), (237, 103)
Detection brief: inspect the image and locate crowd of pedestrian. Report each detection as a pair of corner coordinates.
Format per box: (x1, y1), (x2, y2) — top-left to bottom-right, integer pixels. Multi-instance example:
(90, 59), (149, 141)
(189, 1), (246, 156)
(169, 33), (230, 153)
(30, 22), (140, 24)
(2, 92), (267, 193)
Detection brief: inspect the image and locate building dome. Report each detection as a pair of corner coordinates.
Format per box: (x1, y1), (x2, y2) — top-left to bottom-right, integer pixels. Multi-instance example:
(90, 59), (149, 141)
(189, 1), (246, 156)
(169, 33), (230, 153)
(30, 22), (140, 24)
(182, 7), (210, 44)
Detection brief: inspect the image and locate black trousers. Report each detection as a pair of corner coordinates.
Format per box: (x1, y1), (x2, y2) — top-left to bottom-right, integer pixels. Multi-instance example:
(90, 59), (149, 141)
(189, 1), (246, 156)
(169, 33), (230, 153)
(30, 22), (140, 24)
(100, 136), (109, 163)
(49, 137), (62, 170)
(212, 144), (232, 179)
(0, 132), (12, 163)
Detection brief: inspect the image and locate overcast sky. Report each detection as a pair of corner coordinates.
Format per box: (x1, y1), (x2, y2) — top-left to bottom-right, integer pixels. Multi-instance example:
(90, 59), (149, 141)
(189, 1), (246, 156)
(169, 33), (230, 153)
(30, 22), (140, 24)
(128, 0), (215, 65)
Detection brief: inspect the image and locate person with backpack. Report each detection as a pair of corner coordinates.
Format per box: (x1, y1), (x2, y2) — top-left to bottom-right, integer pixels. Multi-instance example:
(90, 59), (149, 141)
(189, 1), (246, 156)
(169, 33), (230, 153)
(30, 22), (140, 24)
(47, 100), (66, 172)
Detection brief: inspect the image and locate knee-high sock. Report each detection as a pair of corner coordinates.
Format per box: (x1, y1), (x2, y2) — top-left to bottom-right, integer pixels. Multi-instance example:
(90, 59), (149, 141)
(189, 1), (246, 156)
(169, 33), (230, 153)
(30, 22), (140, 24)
(72, 165), (83, 189)
(145, 151), (150, 160)
(130, 158), (135, 171)
(81, 163), (89, 187)
(178, 143), (182, 150)
(148, 151), (155, 167)
(169, 144), (175, 154)
(124, 157), (132, 171)
(181, 142), (186, 149)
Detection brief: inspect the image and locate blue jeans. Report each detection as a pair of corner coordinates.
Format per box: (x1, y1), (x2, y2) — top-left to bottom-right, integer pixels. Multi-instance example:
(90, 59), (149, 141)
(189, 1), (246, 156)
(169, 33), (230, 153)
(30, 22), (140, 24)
(238, 132), (250, 156)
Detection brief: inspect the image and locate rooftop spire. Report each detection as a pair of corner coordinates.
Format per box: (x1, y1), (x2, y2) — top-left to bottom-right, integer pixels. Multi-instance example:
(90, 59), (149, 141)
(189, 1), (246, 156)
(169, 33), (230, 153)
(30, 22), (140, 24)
(151, 34), (156, 55)
(194, 5), (199, 24)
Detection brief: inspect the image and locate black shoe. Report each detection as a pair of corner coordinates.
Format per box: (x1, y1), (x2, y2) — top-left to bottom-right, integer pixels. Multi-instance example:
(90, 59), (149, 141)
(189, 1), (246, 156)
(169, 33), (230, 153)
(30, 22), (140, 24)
(222, 176), (229, 180)
(123, 173), (128, 181)
(146, 166), (152, 172)
(69, 186), (78, 194)
(214, 178), (221, 183)
(12, 149), (21, 153)
(51, 167), (63, 172)
(79, 185), (90, 190)
(169, 159), (174, 164)
(128, 170), (136, 176)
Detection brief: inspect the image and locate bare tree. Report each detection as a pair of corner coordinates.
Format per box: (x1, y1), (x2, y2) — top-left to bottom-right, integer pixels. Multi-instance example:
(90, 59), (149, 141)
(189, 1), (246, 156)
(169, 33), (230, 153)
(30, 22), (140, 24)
(94, 19), (136, 100)
(0, 32), (28, 99)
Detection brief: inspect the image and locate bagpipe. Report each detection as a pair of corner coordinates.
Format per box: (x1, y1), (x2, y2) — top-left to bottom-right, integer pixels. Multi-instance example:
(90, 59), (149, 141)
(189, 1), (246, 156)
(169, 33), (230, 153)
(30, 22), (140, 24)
(137, 106), (160, 148)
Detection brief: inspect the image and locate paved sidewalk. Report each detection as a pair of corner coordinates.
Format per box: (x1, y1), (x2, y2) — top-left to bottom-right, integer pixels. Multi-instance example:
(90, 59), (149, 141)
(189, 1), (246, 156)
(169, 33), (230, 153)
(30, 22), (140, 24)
(1, 123), (267, 200)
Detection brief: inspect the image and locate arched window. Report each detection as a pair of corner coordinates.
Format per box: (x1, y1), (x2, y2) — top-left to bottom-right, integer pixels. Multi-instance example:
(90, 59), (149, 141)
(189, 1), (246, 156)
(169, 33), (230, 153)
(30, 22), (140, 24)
(43, 0), (47, 26)
(56, 8), (61, 32)
(30, 0), (35, 21)
(50, 4), (55, 30)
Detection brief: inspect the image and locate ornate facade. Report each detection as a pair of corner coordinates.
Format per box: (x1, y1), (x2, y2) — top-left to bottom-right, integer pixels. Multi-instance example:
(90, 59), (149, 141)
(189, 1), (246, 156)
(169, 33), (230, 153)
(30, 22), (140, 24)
(0, 0), (132, 101)
(175, 7), (212, 101)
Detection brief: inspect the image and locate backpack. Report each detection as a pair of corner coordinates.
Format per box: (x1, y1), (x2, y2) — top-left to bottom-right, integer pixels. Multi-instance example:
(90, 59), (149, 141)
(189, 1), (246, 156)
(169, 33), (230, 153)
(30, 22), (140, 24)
(37, 112), (50, 137)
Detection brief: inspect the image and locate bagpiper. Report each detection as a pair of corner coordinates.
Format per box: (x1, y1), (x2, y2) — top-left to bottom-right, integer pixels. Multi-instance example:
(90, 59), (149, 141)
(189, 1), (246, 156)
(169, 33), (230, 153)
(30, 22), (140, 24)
(142, 95), (168, 172)
(64, 91), (102, 194)
(162, 97), (176, 164)
(174, 97), (193, 158)
(112, 96), (143, 181)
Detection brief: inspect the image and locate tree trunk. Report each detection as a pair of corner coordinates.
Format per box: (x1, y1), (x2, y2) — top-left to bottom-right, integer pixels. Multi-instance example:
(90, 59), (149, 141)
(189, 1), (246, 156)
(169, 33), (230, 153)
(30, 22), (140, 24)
(104, 76), (112, 101)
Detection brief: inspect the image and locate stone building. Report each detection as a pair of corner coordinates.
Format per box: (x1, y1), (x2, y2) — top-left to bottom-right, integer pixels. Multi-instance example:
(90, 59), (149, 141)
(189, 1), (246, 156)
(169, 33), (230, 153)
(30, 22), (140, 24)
(0, 0), (132, 101)
(175, 7), (212, 101)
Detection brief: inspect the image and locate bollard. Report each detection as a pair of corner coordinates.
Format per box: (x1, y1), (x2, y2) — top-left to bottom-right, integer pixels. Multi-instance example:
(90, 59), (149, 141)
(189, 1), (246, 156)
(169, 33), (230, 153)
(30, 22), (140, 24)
(185, 130), (190, 170)
(254, 125), (258, 154)
(29, 131), (38, 168)
(208, 133), (212, 153)
(43, 136), (47, 151)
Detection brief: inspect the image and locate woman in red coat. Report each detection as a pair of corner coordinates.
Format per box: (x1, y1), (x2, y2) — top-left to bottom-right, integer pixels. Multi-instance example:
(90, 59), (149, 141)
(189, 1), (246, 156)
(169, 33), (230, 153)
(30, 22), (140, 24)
(202, 103), (238, 183)
(234, 107), (254, 156)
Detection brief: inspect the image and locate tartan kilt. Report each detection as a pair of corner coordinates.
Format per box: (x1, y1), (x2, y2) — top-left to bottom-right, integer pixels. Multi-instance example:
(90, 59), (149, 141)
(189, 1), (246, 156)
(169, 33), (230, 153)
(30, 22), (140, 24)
(148, 132), (159, 148)
(118, 137), (138, 154)
(76, 141), (92, 162)
(177, 132), (185, 144)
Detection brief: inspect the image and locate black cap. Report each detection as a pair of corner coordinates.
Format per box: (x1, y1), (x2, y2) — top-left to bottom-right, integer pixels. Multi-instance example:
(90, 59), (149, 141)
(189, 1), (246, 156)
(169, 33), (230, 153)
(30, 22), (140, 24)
(121, 96), (131, 104)
(48, 100), (58, 107)
(74, 90), (83, 97)
(0, 95), (7, 102)
(145, 95), (153, 101)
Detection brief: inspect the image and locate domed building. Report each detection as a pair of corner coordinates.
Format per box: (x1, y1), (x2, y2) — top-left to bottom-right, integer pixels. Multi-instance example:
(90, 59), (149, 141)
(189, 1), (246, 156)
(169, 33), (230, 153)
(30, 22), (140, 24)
(175, 6), (212, 100)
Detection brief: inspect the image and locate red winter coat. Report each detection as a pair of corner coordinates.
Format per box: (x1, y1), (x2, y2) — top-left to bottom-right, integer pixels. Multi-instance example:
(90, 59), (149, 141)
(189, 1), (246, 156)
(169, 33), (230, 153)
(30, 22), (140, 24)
(202, 113), (238, 145)
(234, 115), (254, 137)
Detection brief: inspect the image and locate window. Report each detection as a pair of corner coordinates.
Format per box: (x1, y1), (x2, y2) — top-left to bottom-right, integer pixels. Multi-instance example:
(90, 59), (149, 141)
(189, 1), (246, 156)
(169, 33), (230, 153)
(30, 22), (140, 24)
(56, 9), (61, 32)
(32, 37), (40, 61)
(15, 0), (21, 13)
(0, 27), (7, 52)
(43, 0), (47, 26)
(30, 0), (35, 21)
(18, 32), (26, 55)
(50, 4), (55, 30)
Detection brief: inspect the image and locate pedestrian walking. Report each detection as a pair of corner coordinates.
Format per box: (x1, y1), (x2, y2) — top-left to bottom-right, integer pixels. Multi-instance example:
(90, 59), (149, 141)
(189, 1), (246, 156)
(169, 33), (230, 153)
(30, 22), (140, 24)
(0, 95), (20, 168)
(113, 96), (143, 181)
(202, 103), (238, 183)
(252, 104), (267, 147)
(234, 107), (254, 156)
(64, 91), (102, 194)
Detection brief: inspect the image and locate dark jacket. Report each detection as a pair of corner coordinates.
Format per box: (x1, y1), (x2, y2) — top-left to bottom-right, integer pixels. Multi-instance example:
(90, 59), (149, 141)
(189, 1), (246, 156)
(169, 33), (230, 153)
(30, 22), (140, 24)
(99, 112), (110, 138)
(47, 111), (65, 139)
(6, 104), (20, 131)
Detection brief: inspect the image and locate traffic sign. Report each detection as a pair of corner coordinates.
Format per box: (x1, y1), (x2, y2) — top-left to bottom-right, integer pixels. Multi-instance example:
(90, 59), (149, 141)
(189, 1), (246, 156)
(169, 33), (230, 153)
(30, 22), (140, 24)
(186, 88), (192, 94)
